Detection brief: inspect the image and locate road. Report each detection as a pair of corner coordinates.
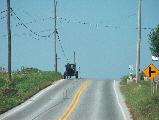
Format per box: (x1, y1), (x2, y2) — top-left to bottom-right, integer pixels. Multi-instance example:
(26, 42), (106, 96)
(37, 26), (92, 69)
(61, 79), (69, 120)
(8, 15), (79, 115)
(0, 79), (132, 120)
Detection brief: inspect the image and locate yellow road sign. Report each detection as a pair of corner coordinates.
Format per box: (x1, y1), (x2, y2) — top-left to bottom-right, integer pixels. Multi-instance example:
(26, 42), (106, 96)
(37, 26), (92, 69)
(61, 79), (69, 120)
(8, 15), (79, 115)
(143, 64), (159, 80)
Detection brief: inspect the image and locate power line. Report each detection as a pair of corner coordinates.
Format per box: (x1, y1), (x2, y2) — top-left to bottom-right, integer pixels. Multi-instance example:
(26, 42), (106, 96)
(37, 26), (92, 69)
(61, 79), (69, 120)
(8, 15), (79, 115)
(14, 4), (32, 17)
(0, 9), (7, 20)
(57, 16), (153, 30)
(3, 8), (153, 30)
(0, 9), (8, 13)
(11, 8), (54, 40)
(1, 7), (154, 30)
(57, 33), (69, 63)
(2, 29), (52, 38)
(12, 16), (54, 27)
(0, 15), (7, 20)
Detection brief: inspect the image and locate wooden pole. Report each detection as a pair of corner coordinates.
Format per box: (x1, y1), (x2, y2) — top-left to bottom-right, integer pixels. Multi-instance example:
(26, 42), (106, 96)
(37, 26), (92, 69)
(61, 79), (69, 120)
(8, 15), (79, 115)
(73, 51), (76, 64)
(7, 0), (11, 81)
(54, 0), (57, 71)
(136, 0), (141, 83)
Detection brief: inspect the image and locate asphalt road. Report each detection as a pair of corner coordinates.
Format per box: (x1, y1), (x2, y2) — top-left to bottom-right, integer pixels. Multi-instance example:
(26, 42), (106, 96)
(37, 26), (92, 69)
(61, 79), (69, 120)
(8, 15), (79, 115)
(0, 78), (132, 120)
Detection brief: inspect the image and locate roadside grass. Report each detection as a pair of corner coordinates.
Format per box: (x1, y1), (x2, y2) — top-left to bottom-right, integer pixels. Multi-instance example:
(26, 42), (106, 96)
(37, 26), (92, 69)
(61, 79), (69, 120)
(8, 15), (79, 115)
(0, 68), (63, 114)
(120, 76), (159, 120)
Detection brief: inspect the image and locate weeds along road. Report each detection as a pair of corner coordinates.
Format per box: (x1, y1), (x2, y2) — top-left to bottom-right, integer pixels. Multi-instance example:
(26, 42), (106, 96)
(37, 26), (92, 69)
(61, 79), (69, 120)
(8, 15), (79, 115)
(0, 79), (132, 120)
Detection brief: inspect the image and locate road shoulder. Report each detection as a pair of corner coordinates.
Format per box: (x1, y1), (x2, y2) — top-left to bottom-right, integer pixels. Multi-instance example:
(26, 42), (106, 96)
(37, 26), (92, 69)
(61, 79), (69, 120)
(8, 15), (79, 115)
(114, 80), (132, 120)
(0, 79), (65, 120)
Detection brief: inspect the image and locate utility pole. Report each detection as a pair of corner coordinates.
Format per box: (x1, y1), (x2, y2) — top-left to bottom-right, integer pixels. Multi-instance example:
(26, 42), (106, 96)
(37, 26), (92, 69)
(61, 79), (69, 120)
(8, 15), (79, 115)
(54, 0), (57, 71)
(79, 67), (80, 78)
(7, 0), (11, 81)
(136, 0), (141, 83)
(73, 51), (76, 64)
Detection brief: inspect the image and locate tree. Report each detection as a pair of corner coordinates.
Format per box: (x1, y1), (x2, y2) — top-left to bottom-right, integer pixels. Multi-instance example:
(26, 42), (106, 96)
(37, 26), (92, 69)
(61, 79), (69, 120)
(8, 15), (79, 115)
(148, 25), (159, 57)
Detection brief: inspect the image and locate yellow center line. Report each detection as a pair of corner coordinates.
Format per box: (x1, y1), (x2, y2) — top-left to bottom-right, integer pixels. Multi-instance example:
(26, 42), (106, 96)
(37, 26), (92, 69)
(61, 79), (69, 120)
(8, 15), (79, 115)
(58, 79), (90, 120)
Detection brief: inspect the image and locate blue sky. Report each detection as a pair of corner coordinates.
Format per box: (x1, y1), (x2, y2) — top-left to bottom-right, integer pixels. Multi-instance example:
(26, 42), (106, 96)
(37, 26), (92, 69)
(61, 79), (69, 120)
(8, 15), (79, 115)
(0, 0), (159, 79)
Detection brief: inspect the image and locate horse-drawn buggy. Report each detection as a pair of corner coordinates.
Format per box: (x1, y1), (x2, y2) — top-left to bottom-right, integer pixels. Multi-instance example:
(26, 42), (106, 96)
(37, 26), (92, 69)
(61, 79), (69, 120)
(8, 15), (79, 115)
(63, 63), (78, 79)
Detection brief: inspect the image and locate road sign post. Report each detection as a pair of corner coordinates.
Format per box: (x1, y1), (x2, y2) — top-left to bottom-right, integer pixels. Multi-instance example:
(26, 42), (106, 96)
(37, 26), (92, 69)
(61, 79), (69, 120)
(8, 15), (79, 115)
(150, 80), (153, 97)
(143, 64), (159, 98)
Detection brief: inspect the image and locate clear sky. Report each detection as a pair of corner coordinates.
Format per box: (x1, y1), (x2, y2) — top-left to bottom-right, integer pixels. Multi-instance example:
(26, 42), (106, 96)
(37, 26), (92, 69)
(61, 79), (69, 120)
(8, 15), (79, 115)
(0, 0), (159, 79)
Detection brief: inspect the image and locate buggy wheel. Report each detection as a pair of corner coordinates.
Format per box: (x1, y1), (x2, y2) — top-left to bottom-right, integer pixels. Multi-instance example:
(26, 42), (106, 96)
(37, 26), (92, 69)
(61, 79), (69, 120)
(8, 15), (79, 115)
(64, 75), (66, 79)
(75, 71), (78, 79)
(64, 71), (67, 79)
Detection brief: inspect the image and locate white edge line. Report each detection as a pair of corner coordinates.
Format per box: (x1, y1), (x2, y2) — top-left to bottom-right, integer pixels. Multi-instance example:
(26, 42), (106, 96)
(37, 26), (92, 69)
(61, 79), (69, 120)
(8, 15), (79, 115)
(0, 79), (65, 120)
(113, 80), (127, 120)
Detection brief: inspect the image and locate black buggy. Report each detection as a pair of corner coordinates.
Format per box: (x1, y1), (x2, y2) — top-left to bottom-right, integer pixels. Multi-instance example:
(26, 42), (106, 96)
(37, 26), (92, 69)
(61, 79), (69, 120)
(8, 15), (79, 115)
(63, 63), (78, 79)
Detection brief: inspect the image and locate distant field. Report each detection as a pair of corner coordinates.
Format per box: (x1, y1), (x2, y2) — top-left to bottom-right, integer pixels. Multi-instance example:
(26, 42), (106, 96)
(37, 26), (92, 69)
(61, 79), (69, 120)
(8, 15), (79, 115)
(120, 76), (159, 120)
(0, 68), (63, 114)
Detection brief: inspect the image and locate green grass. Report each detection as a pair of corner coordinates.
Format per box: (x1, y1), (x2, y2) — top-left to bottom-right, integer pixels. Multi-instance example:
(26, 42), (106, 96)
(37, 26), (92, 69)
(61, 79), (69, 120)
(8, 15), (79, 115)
(120, 78), (159, 120)
(0, 68), (63, 114)
(120, 75), (129, 85)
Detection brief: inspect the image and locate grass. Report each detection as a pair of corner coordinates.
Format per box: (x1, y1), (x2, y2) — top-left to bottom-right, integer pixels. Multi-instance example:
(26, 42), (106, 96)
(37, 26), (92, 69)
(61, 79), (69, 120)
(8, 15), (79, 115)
(0, 68), (63, 114)
(120, 75), (159, 120)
